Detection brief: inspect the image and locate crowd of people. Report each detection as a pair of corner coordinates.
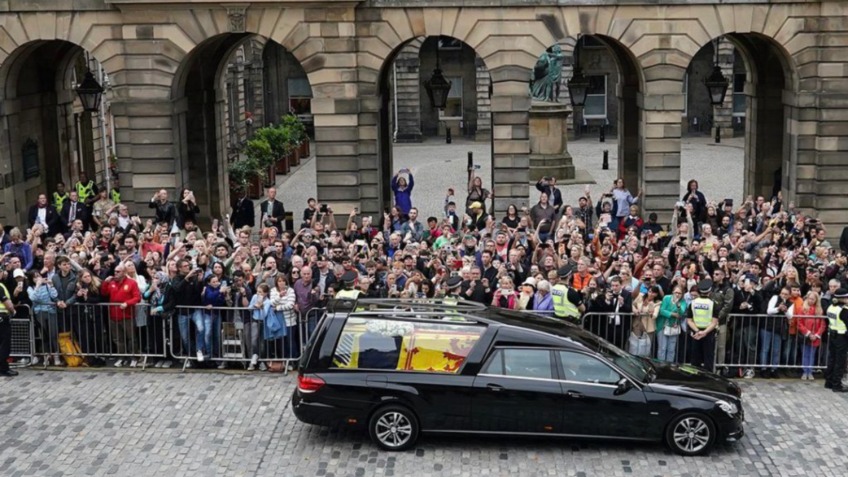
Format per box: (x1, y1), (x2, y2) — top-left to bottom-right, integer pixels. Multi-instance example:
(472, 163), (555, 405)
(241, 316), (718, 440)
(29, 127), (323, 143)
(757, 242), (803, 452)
(2, 168), (848, 388)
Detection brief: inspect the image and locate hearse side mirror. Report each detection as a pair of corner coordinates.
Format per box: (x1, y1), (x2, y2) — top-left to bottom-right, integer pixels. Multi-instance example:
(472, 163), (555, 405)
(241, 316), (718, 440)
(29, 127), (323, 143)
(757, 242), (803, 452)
(614, 377), (633, 396)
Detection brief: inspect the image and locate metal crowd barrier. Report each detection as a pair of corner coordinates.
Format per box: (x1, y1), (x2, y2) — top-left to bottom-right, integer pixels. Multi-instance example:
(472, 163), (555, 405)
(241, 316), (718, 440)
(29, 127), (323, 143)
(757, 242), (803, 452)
(723, 313), (830, 372)
(536, 311), (832, 375)
(168, 305), (327, 373)
(31, 302), (166, 369)
(10, 305), (33, 366)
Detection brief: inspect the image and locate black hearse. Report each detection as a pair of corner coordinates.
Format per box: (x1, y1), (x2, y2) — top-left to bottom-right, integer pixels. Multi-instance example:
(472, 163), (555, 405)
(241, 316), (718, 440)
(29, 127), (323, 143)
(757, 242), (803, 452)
(292, 299), (744, 455)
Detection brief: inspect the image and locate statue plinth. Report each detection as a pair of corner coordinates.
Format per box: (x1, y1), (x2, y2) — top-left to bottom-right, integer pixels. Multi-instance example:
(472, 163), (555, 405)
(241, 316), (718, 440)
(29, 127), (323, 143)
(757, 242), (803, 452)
(529, 101), (575, 182)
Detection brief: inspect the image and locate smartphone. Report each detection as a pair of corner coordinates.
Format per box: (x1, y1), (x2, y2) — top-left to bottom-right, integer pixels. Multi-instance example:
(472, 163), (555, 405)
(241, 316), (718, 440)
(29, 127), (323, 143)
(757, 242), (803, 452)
(212, 219), (219, 229)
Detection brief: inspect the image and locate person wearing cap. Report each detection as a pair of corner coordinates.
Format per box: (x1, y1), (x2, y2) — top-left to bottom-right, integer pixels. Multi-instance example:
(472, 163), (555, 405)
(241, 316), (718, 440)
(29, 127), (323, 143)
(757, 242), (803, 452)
(824, 288), (848, 392)
(442, 275), (464, 303)
(685, 279), (721, 372)
(517, 277), (536, 311)
(466, 202), (488, 231)
(551, 265), (583, 322)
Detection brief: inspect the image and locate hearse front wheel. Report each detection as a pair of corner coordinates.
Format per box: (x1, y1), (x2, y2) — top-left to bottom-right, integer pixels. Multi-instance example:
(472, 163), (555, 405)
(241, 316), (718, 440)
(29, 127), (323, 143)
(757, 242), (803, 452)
(666, 412), (716, 456)
(368, 404), (419, 451)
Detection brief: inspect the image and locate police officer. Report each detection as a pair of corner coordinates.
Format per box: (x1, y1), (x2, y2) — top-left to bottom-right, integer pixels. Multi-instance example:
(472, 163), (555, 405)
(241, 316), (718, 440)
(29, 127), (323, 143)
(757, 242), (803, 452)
(0, 279), (18, 377)
(686, 279), (720, 372)
(825, 288), (848, 392)
(442, 276), (464, 304)
(551, 265), (584, 323)
(52, 181), (69, 212)
(334, 271), (361, 301)
(74, 171), (99, 213)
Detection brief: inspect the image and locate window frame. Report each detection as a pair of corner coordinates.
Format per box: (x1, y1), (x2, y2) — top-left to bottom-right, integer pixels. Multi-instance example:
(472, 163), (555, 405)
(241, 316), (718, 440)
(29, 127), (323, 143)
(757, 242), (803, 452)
(328, 315), (486, 374)
(583, 74), (607, 120)
(732, 73), (746, 118)
(478, 347), (557, 381)
(557, 350), (623, 387)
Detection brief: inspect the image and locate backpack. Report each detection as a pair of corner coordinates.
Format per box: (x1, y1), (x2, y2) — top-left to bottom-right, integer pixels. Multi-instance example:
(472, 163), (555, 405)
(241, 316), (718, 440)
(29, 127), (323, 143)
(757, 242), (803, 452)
(58, 332), (87, 367)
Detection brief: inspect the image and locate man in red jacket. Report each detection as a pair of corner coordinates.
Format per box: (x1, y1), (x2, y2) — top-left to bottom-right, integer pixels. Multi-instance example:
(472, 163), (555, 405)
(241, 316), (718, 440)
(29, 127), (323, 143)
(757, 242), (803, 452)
(101, 264), (141, 361)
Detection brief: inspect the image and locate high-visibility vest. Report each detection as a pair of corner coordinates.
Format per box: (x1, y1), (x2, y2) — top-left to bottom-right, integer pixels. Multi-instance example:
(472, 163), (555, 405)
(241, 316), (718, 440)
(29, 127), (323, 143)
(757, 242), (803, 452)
(441, 296), (466, 321)
(691, 298), (714, 330)
(551, 283), (579, 318)
(0, 283), (10, 314)
(53, 192), (68, 210)
(110, 190), (121, 204)
(827, 304), (846, 335)
(336, 289), (363, 311)
(76, 180), (96, 203)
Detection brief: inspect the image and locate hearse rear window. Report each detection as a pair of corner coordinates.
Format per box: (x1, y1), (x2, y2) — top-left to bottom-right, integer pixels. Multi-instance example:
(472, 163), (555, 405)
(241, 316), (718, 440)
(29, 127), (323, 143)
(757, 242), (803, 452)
(331, 317), (484, 373)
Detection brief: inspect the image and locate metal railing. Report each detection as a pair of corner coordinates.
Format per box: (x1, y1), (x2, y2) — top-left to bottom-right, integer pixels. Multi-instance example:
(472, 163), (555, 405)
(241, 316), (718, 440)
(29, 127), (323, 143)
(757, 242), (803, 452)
(722, 313), (830, 372)
(10, 305), (33, 366)
(168, 305), (327, 373)
(30, 302), (166, 369)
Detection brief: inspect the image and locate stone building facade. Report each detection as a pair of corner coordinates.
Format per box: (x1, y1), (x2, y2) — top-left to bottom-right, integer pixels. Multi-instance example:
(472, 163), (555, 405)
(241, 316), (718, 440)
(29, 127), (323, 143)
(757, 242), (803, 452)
(0, 0), (845, 236)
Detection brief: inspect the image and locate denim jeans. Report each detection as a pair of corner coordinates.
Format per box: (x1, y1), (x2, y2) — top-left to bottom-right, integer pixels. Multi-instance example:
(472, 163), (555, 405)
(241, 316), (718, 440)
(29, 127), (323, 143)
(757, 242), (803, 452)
(783, 334), (801, 366)
(193, 309), (211, 355)
(801, 343), (818, 375)
(207, 310), (222, 358)
(177, 313), (192, 355)
(759, 329), (782, 370)
(656, 331), (678, 363)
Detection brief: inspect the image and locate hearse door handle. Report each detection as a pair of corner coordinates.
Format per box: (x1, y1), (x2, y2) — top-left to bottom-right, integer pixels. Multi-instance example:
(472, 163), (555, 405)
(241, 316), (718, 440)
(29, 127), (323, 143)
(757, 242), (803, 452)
(566, 391), (583, 399)
(486, 383), (504, 392)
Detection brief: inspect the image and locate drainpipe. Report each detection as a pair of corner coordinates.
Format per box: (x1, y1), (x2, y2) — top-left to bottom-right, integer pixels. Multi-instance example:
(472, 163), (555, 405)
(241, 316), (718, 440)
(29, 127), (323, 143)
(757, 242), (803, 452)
(392, 61), (398, 142)
(98, 62), (111, 193)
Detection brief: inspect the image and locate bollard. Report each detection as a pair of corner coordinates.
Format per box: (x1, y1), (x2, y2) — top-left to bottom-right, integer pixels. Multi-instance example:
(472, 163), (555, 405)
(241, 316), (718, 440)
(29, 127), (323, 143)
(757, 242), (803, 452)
(467, 151), (474, 183)
(715, 126), (721, 144)
(602, 150), (609, 170)
(599, 124), (605, 143)
(446, 127), (452, 144)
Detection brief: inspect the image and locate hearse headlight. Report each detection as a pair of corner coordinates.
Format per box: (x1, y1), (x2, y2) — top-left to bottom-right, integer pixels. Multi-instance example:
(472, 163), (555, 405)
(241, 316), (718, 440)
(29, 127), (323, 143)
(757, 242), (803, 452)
(716, 400), (738, 417)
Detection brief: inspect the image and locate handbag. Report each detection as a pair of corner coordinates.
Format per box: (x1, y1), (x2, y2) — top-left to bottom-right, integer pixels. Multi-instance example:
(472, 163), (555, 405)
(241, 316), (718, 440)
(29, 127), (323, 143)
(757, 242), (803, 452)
(663, 324), (681, 336)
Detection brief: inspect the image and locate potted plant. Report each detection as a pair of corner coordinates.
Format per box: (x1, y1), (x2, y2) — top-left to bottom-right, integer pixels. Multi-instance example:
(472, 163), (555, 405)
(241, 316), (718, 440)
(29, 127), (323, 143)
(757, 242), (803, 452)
(256, 124), (294, 175)
(227, 156), (264, 201)
(282, 114), (309, 161)
(244, 136), (276, 188)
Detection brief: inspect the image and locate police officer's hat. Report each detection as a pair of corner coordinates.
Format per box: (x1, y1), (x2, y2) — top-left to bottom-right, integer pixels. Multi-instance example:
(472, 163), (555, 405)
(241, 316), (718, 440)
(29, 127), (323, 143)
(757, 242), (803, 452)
(557, 265), (574, 279)
(340, 270), (358, 286)
(834, 288), (848, 299)
(697, 279), (713, 294)
(445, 275), (463, 290)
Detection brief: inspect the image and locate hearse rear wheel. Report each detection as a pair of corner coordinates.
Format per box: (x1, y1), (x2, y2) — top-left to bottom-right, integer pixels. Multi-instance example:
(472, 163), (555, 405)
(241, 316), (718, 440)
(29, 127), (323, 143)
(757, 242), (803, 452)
(368, 404), (419, 451)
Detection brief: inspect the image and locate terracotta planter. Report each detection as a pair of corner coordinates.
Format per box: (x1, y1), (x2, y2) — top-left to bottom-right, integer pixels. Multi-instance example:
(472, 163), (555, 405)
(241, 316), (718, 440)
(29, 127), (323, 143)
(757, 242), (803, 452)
(247, 176), (263, 200)
(276, 156), (290, 174)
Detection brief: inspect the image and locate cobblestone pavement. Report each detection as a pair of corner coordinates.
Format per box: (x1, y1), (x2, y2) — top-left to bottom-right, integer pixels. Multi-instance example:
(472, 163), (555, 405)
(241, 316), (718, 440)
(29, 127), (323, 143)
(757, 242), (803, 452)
(276, 136), (744, 221)
(0, 370), (841, 477)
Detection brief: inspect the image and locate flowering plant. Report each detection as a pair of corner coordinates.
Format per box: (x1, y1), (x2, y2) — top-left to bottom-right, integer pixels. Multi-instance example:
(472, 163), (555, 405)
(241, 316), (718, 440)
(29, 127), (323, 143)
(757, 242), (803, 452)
(366, 319), (414, 337)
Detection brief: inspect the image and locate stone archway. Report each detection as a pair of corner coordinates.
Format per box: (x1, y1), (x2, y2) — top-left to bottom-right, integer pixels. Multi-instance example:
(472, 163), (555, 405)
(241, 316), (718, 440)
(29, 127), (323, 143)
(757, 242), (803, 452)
(376, 35), (494, 217)
(0, 40), (112, 225)
(172, 33), (312, 219)
(683, 33), (797, 205)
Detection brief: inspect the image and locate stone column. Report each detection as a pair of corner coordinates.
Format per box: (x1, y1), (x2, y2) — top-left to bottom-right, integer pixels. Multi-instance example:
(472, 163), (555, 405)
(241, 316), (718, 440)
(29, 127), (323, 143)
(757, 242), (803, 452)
(393, 38), (423, 143)
(641, 81), (686, 223)
(491, 78), (531, 216)
(475, 55), (492, 141)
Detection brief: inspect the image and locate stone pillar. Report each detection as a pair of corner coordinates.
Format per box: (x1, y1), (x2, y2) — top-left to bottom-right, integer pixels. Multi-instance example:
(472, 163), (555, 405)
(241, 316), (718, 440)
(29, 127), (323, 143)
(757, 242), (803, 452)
(475, 55), (492, 141)
(641, 80), (685, 223)
(491, 79), (531, 215)
(711, 38), (734, 140)
(393, 39), (423, 143)
(557, 38), (578, 139)
(528, 102), (574, 182)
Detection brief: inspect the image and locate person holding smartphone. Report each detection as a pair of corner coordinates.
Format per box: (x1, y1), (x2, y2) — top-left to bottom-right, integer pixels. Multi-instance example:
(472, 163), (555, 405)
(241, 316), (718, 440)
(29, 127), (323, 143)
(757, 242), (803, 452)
(391, 168), (414, 216)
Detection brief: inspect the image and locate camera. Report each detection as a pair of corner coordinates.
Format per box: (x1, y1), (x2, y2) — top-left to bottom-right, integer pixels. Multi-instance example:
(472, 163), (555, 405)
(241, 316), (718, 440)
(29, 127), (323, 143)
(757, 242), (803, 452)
(320, 204), (329, 214)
